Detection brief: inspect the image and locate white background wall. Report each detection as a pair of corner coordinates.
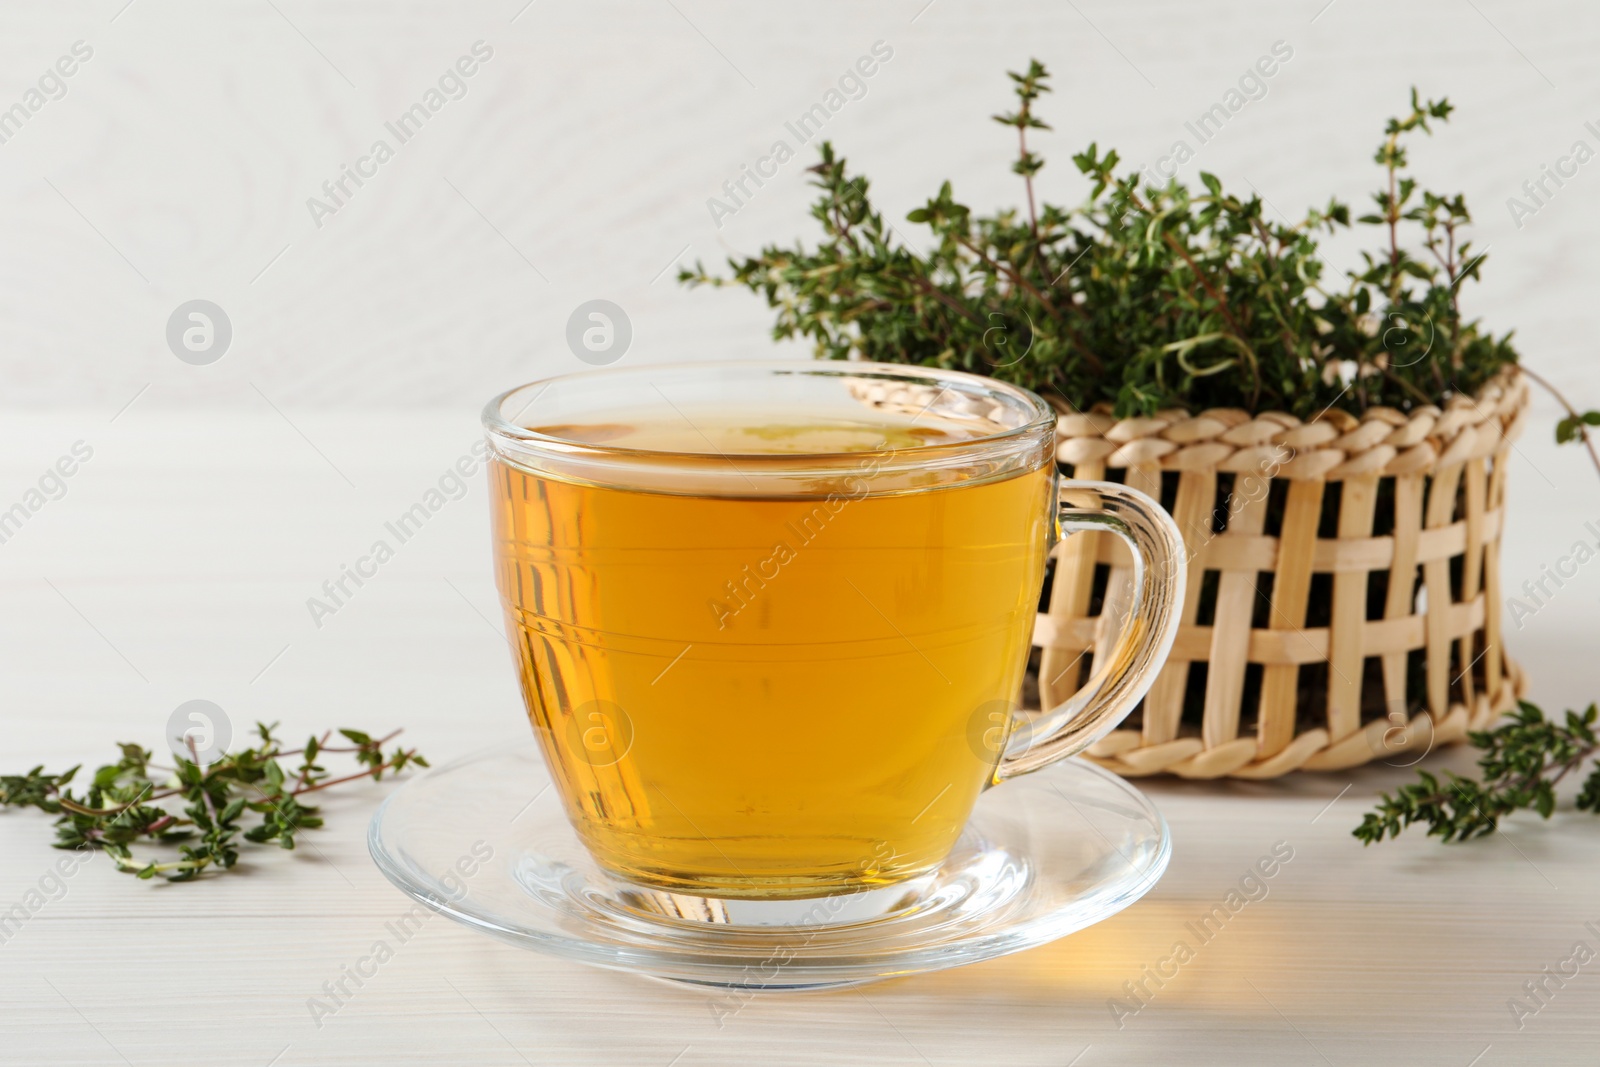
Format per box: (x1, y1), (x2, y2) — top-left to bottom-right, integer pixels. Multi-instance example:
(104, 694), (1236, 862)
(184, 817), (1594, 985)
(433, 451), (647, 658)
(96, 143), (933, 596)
(0, 0), (1596, 410)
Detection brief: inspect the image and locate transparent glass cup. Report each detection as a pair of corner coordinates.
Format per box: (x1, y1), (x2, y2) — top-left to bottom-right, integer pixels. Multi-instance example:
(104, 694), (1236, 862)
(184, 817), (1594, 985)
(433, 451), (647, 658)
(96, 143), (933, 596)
(482, 361), (1184, 907)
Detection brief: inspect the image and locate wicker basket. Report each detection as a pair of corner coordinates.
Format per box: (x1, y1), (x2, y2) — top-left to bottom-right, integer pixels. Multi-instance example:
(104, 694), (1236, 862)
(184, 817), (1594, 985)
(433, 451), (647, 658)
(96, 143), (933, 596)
(1034, 368), (1530, 778)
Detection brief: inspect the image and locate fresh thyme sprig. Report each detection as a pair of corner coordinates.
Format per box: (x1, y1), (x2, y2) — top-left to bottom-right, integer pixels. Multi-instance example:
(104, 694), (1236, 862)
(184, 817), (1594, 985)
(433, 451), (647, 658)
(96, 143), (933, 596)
(1354, 702), (1600, 844)
(0, 723), (426, 882)
(682, 61), (1600, 469)
(683, 64), (1524, 422)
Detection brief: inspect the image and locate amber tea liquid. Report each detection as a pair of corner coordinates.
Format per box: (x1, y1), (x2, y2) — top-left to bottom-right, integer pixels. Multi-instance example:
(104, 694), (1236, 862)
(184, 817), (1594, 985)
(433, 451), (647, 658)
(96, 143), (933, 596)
(490, 414), (1052, 898)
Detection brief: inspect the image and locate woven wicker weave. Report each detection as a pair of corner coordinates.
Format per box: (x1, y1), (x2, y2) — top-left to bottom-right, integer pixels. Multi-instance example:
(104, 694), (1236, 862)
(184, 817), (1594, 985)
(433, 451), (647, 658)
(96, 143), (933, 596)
(1036, 367), (1529, 778)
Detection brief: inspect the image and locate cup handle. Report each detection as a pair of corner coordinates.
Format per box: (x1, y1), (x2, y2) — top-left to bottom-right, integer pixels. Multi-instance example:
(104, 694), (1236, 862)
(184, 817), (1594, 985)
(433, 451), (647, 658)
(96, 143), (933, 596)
(995, 479), (1186, 781)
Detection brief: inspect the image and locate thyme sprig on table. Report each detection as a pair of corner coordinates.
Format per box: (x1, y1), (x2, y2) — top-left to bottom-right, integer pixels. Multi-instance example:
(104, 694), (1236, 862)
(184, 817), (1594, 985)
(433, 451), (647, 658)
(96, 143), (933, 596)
(0, 723), (426, 882)
(1354, 702), (1600, 844)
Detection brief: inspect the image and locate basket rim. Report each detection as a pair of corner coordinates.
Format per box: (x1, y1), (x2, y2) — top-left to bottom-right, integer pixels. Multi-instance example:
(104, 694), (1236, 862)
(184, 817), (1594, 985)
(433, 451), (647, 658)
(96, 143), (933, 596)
(1050, 366), (1526, 482)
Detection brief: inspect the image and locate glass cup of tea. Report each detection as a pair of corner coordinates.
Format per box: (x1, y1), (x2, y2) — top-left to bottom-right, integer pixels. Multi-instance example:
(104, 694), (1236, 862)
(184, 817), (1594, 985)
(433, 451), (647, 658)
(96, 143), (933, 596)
(483, 362), (1183, 908)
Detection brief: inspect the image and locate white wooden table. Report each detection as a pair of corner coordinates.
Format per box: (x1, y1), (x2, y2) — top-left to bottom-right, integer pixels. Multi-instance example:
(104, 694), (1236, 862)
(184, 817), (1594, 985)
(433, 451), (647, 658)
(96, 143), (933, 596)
(2, 410), (1598, 1066)
(4, 0), (1600, 1062)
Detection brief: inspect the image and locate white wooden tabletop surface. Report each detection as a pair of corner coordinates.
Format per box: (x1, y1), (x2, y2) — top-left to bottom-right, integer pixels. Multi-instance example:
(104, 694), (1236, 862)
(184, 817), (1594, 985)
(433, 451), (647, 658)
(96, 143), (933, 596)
(4, 1), (1600, 1063)
(2, 409), (1597, 1067)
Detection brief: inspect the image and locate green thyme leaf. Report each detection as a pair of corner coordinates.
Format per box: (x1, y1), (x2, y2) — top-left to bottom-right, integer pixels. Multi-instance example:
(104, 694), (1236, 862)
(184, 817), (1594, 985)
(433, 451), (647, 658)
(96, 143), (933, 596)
(3, 724), (425, 883)
(1355, 702), (1600, 844)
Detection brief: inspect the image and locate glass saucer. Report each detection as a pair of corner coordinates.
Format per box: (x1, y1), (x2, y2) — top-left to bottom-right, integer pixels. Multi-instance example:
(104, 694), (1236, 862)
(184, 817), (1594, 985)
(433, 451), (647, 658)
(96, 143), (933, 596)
(367, 739), (1170, 989)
